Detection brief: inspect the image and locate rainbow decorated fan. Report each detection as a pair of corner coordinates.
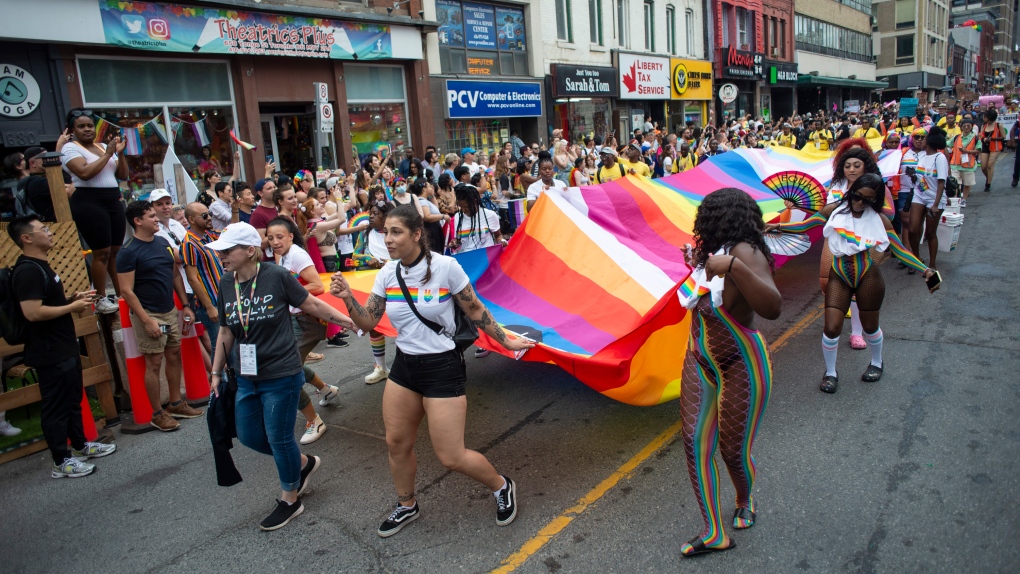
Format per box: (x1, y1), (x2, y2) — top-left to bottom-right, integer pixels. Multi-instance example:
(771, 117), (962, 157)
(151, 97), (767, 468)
(349, 212), (371, 228)
(761, 171), (826, 212)
(763, 230), (812, 257)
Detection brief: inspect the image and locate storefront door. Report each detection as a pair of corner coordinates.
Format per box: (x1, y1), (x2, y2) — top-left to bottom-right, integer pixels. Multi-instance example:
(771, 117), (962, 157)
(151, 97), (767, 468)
(260, 113), (316, 177)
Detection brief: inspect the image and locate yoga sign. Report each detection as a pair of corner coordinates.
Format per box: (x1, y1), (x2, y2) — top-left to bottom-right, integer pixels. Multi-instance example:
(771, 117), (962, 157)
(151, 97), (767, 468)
(98, 1), (392, 60)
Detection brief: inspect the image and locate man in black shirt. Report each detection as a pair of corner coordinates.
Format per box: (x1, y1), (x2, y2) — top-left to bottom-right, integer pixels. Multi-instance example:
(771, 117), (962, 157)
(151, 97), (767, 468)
(116, 201), (201, 432)
(17, 146), (73, 222)
(8, 216), (117, 478)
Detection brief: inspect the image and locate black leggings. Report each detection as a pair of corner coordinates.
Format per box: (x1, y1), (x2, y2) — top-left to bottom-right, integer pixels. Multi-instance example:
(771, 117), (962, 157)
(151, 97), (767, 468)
(70, 187), (126, 250)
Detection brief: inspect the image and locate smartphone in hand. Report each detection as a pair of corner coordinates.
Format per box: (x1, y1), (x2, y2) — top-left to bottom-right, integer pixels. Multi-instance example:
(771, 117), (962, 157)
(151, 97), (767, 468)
(926, 270), (942, 293)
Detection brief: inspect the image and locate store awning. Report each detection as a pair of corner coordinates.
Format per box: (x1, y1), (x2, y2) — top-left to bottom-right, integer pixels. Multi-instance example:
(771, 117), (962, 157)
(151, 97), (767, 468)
(797, 75), (889, 89)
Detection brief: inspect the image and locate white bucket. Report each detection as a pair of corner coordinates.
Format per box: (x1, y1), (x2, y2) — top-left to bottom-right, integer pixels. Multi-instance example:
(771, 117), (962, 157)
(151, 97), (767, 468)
(936, 213), (964, 252)
(943, 197), (962, 215)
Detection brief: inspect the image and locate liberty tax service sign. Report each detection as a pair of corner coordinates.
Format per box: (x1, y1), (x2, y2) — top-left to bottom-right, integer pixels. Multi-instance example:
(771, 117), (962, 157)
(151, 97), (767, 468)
(618, 53), (670, 100)
(446, 80), (542, 118)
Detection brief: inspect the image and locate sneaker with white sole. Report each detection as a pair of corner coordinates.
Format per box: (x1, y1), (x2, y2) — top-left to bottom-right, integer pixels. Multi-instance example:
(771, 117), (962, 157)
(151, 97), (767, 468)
(259, 499), (304, 531)
(150, 410), (181, 432)
(297, 455), (321, 496)
(377, 502), (420, 537)
(72, 442), (117, 460)
(317, 385), (340, 406)
(474, 348), (490, 359)
(165, 400), (203, 419)
(52, 457), (95, 479)
(299, 417), (327, 445)
(364, 365), (389, 385)
(326, 334), (349, 348)
(495, 476), (517, 526)
(0, 420), (22, 436)
(94, 297), (119, 315)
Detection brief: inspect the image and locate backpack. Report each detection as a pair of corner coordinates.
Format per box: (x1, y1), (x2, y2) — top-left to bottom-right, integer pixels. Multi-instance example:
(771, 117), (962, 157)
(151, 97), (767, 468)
(597, 163), (626, 182)
(0, 259), (48, 345)
(14, 176), (42, 218)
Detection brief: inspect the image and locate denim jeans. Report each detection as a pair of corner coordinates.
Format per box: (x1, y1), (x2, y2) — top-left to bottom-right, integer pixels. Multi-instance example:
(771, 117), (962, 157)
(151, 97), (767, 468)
(189, 294), (219, 353)
(235, 371), (304, 491)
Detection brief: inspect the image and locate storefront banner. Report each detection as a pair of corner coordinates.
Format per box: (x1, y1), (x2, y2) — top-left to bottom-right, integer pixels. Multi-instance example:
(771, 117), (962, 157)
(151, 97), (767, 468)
(446, 80), (542, 118)
(437, 0), (465, 46)
(618, 53), (670, 100)
(999, 113), (1018, 135)
(462, 2), (497, 50)
(766, 61), (797, 85)
(551, 64), (618, 98)
(720, 46), (763, 79)
(495, 6), (526, 51)
(98, 1), (392, 60)
(670, 59), (712, 100)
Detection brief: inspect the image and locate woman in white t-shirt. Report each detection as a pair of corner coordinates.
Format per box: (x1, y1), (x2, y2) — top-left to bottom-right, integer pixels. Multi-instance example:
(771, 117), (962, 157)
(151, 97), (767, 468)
(329, 204), (534, 538)
(266, 218), (341, 445)
(451, 183), (506, 253)
(908, 126), (950, 270)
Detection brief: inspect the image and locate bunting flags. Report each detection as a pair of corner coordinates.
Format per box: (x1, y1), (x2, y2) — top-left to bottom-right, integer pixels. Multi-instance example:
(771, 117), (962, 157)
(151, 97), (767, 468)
(191, 118), (211, 147)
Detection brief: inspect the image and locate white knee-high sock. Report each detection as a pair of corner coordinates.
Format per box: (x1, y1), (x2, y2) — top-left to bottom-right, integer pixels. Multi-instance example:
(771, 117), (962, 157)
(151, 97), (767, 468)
(850, 301), (862, 337)
(822, 334), (839, 377)
(864, 328), (883, 368)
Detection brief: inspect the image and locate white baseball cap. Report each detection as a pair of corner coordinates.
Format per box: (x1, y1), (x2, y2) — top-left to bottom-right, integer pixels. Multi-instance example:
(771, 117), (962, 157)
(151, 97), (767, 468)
(148, 188), (173, 203)
(205, 222), (263, 251)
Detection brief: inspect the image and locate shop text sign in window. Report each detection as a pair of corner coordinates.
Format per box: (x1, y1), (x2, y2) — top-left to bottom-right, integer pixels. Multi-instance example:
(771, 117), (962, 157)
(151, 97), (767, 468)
(446, 80), (542, 118)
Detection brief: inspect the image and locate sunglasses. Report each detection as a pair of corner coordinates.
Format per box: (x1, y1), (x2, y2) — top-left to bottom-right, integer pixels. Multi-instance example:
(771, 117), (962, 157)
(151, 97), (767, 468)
(198, 212), (211, 219)
(848, 192), (877, 207)
(70, 109), (93, 119)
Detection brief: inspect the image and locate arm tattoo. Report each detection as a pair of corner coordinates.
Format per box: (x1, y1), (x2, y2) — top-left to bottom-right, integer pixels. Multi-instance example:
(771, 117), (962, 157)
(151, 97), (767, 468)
(364, 293), (386, 320)
(456, 284), (482, 312)
(473, 309), (508, 343)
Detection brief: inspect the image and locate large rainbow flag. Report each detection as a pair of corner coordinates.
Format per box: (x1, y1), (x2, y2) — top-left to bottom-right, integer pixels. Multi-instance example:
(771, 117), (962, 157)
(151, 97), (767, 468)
(321, 145), (903, 406)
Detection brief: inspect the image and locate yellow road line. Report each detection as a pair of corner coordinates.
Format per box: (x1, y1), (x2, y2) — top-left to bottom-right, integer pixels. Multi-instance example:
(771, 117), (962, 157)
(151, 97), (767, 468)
(491, 304), (824, 574)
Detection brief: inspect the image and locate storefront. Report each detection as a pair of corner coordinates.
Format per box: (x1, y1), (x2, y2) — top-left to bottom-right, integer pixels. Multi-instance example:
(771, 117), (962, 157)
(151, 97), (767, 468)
(762, 61), (798, 119)
(443, 79), (543, 159)
(548, 64), (617, 142)
(669, 58), (713, 131)
(4, 1), (431, 198)
(714, 46), (764, 121)
(616, 52), (671, 135)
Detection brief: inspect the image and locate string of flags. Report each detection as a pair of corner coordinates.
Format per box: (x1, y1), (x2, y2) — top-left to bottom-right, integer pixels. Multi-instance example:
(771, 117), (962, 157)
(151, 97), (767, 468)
(96, 113), (218, 156)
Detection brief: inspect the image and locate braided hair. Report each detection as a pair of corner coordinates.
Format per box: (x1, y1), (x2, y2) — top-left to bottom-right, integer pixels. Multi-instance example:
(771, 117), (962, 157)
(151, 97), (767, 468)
(266, 216), (306, 251)
(454, 183), (486, 240)
(388, 204), (433, 284)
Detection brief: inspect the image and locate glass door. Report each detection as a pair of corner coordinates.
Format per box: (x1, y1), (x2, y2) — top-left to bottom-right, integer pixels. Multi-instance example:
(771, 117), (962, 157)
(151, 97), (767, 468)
(260, 116), (279, 168)
(261, 114), (316, 177)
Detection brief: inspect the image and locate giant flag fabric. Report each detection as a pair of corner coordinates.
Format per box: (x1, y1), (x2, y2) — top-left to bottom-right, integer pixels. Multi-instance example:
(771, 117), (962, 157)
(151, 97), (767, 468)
(320, 146), (904, 406)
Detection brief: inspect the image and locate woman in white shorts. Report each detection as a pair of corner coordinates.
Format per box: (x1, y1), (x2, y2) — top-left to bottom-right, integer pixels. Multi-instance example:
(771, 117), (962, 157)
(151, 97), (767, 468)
(908, 126), (948, 270)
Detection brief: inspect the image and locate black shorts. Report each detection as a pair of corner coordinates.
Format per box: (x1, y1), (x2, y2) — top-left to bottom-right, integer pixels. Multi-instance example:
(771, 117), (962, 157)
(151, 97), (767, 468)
(388, 348), (466, 398)
(70, 187), (126, 250)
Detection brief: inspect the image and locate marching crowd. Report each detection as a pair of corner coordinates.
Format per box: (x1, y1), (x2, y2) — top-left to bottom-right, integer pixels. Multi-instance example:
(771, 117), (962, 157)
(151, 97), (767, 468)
(0, 97), (973, 546)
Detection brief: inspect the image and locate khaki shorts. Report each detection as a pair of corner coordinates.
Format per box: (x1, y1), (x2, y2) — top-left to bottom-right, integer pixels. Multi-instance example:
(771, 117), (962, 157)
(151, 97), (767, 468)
(952, 169), (976, 187)
(132, 308), (181, 354)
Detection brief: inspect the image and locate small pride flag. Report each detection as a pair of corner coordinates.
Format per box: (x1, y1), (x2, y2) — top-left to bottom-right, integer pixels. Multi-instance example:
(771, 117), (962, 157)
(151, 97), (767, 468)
(230, 129), (257, 151)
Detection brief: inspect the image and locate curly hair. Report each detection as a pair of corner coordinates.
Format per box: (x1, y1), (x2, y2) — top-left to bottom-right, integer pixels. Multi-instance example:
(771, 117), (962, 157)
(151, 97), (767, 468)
(831, 137), (870, 175)
(693, 188), (774, 271)
(832, 147), (880, 186)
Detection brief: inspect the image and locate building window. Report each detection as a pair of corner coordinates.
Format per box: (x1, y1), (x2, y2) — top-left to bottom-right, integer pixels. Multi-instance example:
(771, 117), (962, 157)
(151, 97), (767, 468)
(780, 19), (786, 58)
(794, 15), (873, 63)
(721, 4), (732, 47)
(895, 0), (915, 30)
(590, 0), (604, 45)
(685, 9), (695, 55)
(557, 0), (573, 41)
(768, 17), (777, 56)
(736, 7), (752, 50)
(666, 5), (676, 55)
(617, 0), (629, 48)
(644, 1), (655, 51)
(896, 34), (914, 65)
(437, 1), (529, 76)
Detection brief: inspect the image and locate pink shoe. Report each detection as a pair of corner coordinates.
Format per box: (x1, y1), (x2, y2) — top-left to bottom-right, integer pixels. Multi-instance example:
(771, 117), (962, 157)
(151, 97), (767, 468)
(849, 335), (867, 350)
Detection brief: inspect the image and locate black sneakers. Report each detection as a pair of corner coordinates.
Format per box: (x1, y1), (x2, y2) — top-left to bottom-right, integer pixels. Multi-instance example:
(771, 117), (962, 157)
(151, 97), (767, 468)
(259, 499), (304, 531)
(298, 455), (320, 496)
(495, 476), (517, 526)
(377, 502), (420, 537)
(326, 334), (349, 348)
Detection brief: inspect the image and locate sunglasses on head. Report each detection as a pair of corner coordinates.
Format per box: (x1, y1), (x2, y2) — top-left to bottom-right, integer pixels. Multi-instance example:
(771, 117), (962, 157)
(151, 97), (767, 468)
(70, 109), (93, 119)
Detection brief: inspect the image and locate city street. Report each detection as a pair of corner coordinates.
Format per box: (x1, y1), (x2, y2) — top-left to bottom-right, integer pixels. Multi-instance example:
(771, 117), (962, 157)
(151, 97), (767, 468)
(2, 185), (1018, 574)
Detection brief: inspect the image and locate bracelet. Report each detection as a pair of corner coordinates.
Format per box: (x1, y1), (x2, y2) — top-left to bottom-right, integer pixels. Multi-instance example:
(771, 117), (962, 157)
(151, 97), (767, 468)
(727, 257), (736, 275)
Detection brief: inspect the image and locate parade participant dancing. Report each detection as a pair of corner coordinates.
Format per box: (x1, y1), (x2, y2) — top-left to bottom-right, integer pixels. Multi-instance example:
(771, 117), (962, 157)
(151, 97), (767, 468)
(768, 174), (937, 394)
(329, 205), (534, 537)
(677, 188), (782, 557)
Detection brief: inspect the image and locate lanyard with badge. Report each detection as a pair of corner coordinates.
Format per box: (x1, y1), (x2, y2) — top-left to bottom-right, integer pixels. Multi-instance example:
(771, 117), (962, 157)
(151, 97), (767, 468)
(233, 262), (260, 376)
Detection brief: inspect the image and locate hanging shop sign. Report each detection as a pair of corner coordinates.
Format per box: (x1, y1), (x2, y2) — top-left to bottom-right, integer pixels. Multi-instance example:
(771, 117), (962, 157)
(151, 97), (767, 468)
(0, 63), (41, 118)
(99, 2), (392, 60)
(670, 59), (713, 100)
(720, 46), (763, 79)
(437, 0), (526, 51)
(618, 53), (670, 100)
(446, 80), (542, 118)
(551, 64), (619, 98)
(462, 2), (497, 50)
(766, 61), (798, 85)
(719, 83), (738, 104)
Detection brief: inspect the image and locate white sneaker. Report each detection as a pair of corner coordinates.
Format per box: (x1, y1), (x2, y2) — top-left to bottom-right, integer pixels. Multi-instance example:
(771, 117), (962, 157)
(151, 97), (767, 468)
(0, 420), (21, 436)
(474, 348), (491, 359)
(52, 457), (95, 479)
(72, 441), (117, 459)
(317, 385), (340, 406)
(299, 417), (327, 445)
(364, 365), (389, 385)
(95, 297), (119, 315)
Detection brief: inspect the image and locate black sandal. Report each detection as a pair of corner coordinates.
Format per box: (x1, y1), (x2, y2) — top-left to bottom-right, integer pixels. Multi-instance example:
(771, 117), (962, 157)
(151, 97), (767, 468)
(820, 375), (838, 394)
(861, 364), (883, 382)
(681, 537), (736, 558)
(733, 507), (756, 529)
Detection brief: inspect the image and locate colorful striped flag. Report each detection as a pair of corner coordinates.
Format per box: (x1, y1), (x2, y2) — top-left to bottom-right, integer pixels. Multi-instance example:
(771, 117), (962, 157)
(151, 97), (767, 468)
(192, 119), (211, 147)
(122, 127), (143, 156)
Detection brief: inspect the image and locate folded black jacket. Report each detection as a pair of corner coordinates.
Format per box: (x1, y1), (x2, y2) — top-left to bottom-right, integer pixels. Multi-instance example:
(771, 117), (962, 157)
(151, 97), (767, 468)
(206, 374), (242, 487)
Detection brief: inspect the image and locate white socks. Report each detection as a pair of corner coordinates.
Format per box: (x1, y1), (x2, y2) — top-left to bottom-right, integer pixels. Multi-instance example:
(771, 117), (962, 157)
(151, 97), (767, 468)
(492, 477), (507, 497)
(822, 334), (839, 377)
(864, 328), (884, 368)
(850, 301), (862, 337)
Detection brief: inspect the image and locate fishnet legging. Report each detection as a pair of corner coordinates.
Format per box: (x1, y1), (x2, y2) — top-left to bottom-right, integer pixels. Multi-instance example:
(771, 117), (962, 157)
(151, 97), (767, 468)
(680, 300), (771, 543)
(825, 265), (885, 313)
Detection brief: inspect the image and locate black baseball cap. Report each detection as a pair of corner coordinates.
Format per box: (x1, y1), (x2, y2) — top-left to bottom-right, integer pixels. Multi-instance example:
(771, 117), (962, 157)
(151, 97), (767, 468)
(24, 146), (47, 161)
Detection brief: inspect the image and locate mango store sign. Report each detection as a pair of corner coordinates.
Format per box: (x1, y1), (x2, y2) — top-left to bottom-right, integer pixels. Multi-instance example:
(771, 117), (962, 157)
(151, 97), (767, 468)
(446, 80), (542, 118)
(618, 53), (670, 100)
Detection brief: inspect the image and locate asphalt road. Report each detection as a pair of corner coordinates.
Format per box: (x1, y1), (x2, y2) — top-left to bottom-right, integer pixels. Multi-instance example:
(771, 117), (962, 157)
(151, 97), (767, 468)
(1, 180), (1017, 574)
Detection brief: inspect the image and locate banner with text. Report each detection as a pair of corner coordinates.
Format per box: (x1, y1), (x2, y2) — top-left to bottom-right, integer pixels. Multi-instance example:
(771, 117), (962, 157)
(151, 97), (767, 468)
(999, 112), (1018, 135)
(670, 58), (713, 100)
(618, 53), (670, 100)
(446, 80), (542, 118)
(99, 1), (391, 60)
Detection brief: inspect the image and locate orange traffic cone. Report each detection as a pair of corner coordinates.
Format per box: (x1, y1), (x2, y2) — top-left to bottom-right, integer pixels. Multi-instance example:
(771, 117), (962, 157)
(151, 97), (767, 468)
(118, 298), (152, 424)
(80, 388), (98, 441)
(174, 294), (209, 404)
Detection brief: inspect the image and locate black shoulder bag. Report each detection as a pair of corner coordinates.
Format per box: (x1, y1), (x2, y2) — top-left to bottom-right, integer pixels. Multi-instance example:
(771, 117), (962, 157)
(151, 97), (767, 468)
(394, 262), (478, 353)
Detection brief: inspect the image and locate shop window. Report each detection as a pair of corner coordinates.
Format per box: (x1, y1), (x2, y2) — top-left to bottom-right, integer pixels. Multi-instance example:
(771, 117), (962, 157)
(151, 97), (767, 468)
(345, 65), (410, 164)
(78, 59), (232, 104)
(557, 0), (573, 41)
(643, 1), (654, 52)
(590, 0), (604, 46)
(896, 34), (914, 65)
(666, 5), (676, 55)
(445, 119), (508, 161)
(437, 0), (528, 76)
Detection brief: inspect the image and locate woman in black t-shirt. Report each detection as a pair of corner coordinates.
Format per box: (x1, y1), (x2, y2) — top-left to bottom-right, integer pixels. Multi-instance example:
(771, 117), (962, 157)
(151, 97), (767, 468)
(207, 222), (357, 532)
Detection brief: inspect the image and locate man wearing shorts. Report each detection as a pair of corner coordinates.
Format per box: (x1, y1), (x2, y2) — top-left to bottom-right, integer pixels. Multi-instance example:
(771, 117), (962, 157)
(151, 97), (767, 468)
(117, 201), (202, 432)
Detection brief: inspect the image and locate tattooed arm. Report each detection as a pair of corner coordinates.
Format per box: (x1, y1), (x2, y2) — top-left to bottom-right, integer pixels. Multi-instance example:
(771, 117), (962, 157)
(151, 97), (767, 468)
(296, 295), (360, 332)
(454, 284), (535, 352)
(328, 272), (386, 331)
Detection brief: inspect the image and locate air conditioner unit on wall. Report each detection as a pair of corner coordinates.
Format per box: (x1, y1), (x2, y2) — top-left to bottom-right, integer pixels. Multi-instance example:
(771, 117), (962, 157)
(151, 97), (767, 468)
(771, 47), (779, 56)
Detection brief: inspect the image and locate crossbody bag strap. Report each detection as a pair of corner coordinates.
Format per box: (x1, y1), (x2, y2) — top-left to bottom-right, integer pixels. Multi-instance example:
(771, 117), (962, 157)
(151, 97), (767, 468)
(395, 263), (444, 335)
